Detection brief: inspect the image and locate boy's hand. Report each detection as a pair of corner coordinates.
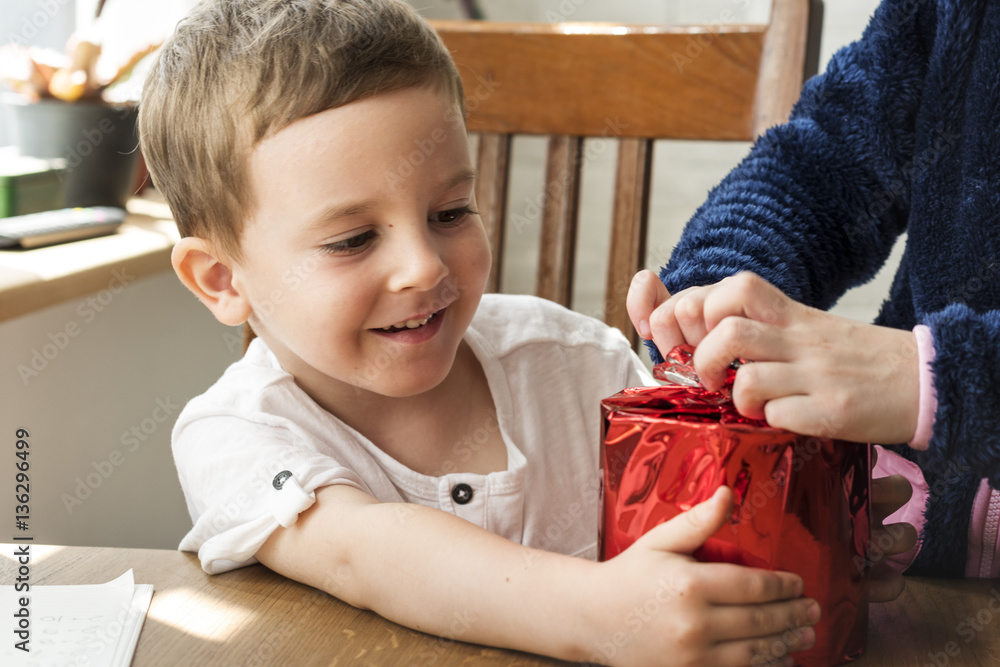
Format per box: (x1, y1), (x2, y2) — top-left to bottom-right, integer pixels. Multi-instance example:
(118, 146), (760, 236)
(588, 487), (819, 667)
(869, 448), (919, 602)
(626, 270), (920, 444)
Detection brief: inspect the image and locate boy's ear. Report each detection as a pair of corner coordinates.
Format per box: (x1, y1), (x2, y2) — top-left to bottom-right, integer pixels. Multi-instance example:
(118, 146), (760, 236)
(171, 237), (253, 326)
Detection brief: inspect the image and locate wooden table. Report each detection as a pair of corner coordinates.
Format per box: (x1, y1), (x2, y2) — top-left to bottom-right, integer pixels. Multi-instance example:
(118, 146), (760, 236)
(3, 545), (1000, 666)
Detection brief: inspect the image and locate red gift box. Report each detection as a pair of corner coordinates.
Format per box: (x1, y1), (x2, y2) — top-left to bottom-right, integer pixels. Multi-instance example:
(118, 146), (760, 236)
(600, 346), (870, 667)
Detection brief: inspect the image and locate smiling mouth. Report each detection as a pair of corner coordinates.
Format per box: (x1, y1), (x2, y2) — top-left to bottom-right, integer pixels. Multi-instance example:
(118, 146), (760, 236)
(377, 311), (438, 333)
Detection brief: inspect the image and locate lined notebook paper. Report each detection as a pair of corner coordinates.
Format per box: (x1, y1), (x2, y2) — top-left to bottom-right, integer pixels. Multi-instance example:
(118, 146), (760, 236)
(1, 570), (153, 666)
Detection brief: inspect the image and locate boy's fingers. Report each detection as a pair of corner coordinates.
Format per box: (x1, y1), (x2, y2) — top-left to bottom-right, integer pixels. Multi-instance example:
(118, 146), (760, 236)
(626, 270), (671, 341)
(707, 597), (819, 642)
(710, 625), (816, 667)
(641, 486), (732, 555)
(695, 563), (805, 605)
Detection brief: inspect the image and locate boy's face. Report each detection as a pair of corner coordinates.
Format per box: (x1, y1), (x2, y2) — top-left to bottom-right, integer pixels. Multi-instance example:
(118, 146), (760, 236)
(231, 86), (490, 402)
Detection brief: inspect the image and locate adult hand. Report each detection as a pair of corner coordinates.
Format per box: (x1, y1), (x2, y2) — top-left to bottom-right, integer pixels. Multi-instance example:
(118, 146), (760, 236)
(627, 271), (920, 444)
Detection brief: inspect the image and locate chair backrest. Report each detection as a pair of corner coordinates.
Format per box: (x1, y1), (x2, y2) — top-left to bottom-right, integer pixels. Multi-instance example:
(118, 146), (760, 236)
(431, 0), (822, 347)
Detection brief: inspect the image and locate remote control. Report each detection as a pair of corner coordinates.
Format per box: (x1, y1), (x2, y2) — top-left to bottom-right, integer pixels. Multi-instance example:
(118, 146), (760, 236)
(0, 206), (127, 249)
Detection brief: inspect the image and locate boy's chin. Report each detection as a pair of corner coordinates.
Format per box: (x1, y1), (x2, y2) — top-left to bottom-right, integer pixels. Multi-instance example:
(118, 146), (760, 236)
(366, 366), (453, 399)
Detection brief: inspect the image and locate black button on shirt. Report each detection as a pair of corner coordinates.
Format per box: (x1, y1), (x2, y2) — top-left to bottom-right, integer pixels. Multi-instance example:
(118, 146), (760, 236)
(451, 483), (474, 505)
(272, 470), (292, 489)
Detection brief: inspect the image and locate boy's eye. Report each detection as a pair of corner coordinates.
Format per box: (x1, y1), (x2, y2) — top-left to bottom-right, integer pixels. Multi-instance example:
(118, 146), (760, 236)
(431, 205), (477, 226)
(321, 229), (376, 255)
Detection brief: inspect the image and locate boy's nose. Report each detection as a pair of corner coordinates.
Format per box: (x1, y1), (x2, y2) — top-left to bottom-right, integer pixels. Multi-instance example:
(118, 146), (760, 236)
(385, 230), (449, 293)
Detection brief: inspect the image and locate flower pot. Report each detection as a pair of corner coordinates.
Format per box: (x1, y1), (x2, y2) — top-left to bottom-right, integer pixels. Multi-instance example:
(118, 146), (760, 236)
(3, 96), (140, 209)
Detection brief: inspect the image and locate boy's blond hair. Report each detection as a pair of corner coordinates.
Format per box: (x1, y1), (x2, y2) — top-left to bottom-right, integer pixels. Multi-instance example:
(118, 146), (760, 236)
(139, 0), (464, 261)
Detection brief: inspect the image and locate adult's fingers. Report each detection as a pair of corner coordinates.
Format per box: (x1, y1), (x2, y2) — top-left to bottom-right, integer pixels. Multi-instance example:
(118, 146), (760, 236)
(669, 287), (712, 347)
(626, 270), (671, 340)
(729, 361), (810, 421)
(693, 318), (796, 391)
(754, 394), (849, 440)
(701, 272), (798, 332)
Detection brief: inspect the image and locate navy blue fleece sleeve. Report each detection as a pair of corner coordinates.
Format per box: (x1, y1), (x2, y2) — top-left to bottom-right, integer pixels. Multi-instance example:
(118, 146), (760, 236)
(658, 0), (936, 310)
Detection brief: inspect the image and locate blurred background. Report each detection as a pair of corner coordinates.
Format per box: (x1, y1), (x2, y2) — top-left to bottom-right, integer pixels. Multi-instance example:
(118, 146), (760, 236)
(1, 0), (889, 549)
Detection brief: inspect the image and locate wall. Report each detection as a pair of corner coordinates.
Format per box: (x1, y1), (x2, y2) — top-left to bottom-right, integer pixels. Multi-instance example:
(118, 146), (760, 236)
(0, 0), (77, 145)
(1, 271), (240, 549)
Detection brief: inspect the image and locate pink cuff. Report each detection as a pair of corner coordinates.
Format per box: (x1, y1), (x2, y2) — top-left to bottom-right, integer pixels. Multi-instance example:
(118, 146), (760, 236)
(908, 325), (937, 450)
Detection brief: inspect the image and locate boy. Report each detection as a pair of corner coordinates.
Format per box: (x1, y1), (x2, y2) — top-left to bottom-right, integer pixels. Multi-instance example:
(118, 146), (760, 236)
(139, 1), (819, 664)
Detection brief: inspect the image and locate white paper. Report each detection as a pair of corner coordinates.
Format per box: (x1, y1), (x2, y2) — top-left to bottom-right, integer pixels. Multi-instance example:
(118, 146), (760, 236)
(1, 569), (153, 666)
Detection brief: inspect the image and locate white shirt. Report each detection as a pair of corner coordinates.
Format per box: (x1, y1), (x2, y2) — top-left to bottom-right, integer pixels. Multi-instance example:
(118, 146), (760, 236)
(172, 294), (655, 573)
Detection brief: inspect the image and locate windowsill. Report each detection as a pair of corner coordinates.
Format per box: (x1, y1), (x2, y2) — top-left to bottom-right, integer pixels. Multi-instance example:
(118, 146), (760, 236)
(0, 194), (178, 323)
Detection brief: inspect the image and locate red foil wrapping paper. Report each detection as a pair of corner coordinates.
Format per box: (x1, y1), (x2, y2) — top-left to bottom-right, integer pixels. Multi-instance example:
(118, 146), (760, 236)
(600, 346), (870, 667)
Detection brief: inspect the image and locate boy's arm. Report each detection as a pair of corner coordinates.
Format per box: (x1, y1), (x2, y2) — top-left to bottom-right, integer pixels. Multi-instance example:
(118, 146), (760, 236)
(256, 484), (820, 667)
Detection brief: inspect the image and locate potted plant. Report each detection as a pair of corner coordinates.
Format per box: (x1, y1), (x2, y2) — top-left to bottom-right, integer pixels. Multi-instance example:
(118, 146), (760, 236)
(1, 8), (159, 210)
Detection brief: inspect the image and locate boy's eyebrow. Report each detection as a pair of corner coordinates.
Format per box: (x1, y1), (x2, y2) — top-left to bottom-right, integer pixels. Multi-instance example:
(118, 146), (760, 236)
(306, 199), (379, 231)
(442, 167), (477, 192)
(306, 168), (478, 231)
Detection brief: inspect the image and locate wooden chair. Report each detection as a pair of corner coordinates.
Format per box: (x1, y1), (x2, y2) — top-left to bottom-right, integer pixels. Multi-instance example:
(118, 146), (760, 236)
(431, 0), (823, 347)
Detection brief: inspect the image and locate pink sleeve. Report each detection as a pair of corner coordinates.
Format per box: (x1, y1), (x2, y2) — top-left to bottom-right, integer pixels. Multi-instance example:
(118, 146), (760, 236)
(908, 324), (937, 450)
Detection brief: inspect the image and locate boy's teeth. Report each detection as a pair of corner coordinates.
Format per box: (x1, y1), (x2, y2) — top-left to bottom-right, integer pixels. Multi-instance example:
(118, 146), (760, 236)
(383, 313), (434, 331)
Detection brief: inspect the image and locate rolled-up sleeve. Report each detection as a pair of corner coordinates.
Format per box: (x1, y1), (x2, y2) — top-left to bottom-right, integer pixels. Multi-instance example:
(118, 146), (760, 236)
(173, 413), (368, 574)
